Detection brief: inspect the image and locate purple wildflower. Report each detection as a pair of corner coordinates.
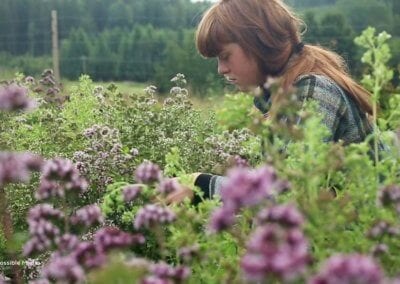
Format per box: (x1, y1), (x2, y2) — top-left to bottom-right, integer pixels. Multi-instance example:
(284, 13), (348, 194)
(46, 87), (60, 96)
(24, 204), (64, 256)
(122, 184), (142, 203)
(387, 226), (400, 236)
(23, 236), (52, 256)
(134, 205), (176, 229)
(157, 178), (179, 195)
(94, 227), (145, 251)
(28, 204), (64, 222)
(73, 242), (106, 269)
(148, 261), (191, 283)
(39, 70), (56, 86)
(41, 254), (85, 283)
(220, 165), (289, 211)
(28, 219), (61, 242)
(379, 185), (400, 207)
(233, 155), (249, 168)
(55, 234), (80, 254)
(135, 161), (162, 184)
(0, 152), (43, 186)
(310, 254), (384, 284)
(178, 244), (200, 263)
(367, 220), (391, 239)
(82, 125), (100, 139)
(371, 243), (389, 257)
(241, 224), (310, 282)
(256, 204), (304, 228)
(70, 204), (104, 228)
(0, 84), (36, 111)
(208, 205), (236, 233)
(36, 158), (88, 200)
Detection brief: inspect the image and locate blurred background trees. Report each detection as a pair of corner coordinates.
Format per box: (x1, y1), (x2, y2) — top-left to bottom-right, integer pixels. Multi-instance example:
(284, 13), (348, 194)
(0, 0), (398, 95)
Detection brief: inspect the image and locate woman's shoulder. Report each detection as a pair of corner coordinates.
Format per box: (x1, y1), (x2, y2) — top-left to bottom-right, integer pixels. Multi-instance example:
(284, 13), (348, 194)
(294, 74), (344, 97)
(293, 73), (348, 106)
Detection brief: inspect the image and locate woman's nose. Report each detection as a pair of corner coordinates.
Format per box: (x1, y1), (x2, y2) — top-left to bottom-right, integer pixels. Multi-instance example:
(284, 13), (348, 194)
(217, 60), (229, 75)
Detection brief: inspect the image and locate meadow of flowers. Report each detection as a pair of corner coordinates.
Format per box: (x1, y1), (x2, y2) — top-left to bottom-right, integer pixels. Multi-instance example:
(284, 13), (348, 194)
(0, 27), (400, 284)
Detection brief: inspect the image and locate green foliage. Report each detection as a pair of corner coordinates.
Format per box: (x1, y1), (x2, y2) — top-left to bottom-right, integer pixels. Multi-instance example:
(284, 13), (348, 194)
(355, 27), (395, 164)
(354, 27), (393, 98)
(335, 0), (394, 34)
(0, 53), (52, 78)
(2, 27), (400, 282)
(303, 11), (357, 67)
(154, 29), (223, 95)
(164, 147), (187, 177)
(214, 93), (258, 131)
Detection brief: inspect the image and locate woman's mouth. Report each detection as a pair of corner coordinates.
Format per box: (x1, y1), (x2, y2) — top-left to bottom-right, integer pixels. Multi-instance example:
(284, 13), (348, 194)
(225, 77), (237, 84)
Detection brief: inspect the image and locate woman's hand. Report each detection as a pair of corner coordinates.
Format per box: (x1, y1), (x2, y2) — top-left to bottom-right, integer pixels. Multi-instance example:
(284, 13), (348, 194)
(165, 173), (201, 204)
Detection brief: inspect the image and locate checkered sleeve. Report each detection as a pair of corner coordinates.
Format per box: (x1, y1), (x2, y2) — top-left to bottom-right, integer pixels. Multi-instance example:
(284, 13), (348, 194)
(294, 75), (347, 142)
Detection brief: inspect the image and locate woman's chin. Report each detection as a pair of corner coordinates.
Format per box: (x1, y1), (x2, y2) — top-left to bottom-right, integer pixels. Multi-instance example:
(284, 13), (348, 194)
(236, 84), (255, 93)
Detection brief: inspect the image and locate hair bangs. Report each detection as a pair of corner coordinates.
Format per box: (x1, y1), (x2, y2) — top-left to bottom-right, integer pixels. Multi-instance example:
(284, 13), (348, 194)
(196, 7), (235, 58)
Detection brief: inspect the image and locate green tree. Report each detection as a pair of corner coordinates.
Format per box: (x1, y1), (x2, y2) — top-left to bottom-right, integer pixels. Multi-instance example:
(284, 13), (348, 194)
(303, 10), (361, 74)
(88, 34), (116, 81)
(336, 0), (393, 33)
(60, 28), (92, 79)
(107, 0), (132, 29)
(154, 29), (222, 95)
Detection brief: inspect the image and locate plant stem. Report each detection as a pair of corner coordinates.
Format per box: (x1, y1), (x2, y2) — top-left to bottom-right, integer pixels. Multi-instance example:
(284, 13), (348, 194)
(0, 187), (23, 284)
(62, 197), (69, 233)
(153, 225), (166, 260)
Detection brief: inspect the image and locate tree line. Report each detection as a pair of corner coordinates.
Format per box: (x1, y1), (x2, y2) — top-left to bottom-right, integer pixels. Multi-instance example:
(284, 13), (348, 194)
(0, 0), (399, 94)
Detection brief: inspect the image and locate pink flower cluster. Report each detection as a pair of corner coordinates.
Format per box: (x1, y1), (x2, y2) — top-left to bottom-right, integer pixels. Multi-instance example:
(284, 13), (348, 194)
(256, 203), (304, 228)
(142, 261), (191, 284)
(0, 84), (36, 111)
(135, 161), (162, 184)
(134, 204), (176, 230)
(209, 165), (289, 233)
(156, 178), (179, 195)
(379, 185), (400, 215)
(0, 152), (42, 186)
(310, 254), (384, 284)
(70, 204), (104, 227)
(36, 158), (88, 200)
(24, 204), (64, 256)
(123, 184), (142, 202)
(31, 227), (145, 283)
(241, 205), (310, 282)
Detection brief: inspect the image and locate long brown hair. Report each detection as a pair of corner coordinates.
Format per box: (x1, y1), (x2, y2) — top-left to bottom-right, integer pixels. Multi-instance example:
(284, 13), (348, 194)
(196, 0), (373, 114)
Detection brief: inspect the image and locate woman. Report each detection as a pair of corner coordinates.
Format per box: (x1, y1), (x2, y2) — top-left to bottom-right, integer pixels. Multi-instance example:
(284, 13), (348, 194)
(167, 0), (376, 204)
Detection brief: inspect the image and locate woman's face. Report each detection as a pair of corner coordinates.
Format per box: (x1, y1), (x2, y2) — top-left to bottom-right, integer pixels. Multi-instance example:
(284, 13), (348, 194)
(217, 43), (265, 92)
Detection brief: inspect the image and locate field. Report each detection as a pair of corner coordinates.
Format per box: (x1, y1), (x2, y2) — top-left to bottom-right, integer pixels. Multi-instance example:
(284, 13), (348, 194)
(0, 28), (400, 284)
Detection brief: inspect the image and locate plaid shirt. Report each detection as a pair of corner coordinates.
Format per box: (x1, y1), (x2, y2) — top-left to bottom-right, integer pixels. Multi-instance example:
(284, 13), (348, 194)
(254, 74), (375, 144)
(194, 74), (377, 202)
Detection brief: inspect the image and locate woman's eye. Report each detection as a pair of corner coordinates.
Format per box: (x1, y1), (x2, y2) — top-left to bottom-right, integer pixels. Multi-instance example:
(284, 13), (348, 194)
(219, 53), (229, 61)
